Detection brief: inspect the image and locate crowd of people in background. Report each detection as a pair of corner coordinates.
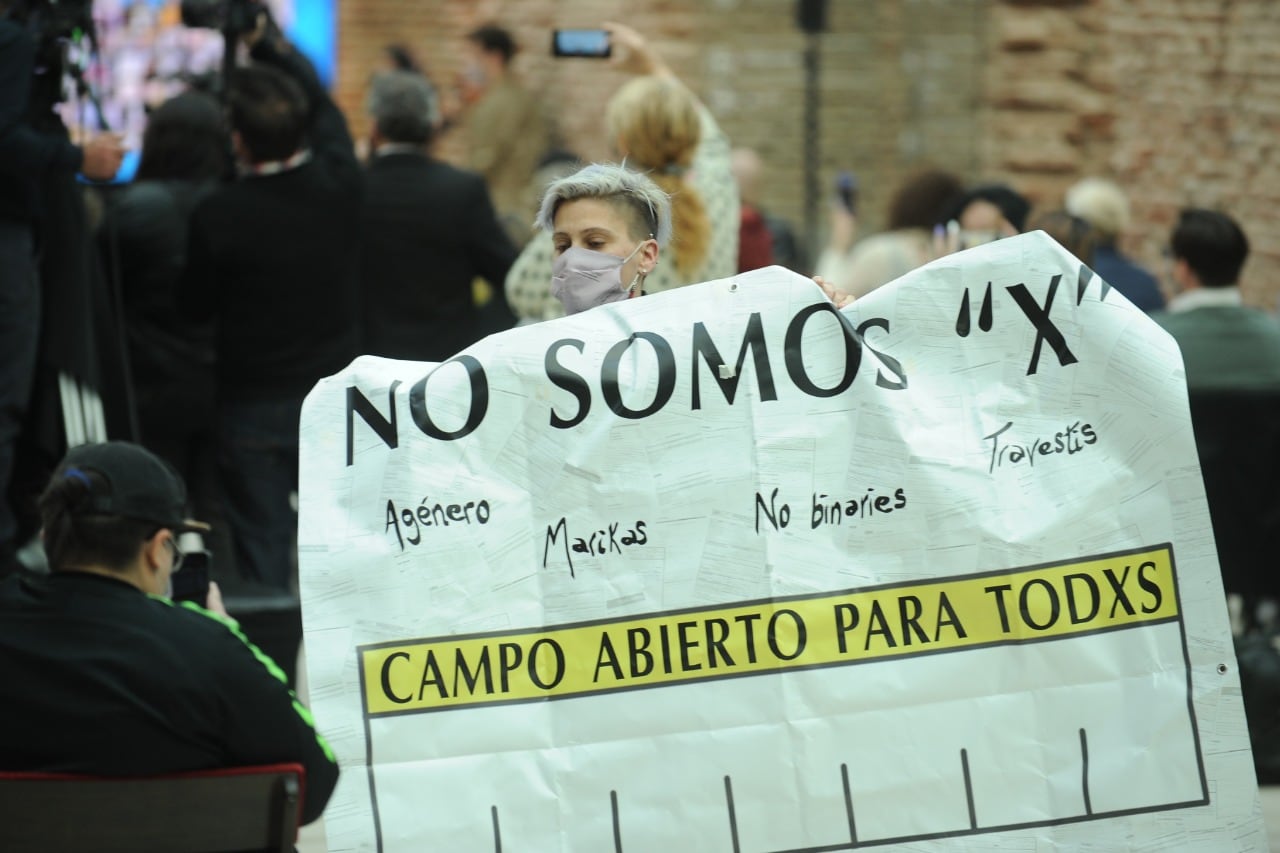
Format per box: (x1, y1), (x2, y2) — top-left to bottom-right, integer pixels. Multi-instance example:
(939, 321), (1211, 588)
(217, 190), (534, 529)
(4, 12), (1277, 590)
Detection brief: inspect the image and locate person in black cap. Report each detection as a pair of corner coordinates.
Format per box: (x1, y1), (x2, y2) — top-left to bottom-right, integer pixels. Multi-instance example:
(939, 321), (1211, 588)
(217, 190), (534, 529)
(36, 440), (213, 598)
(0, 441), (338, 825)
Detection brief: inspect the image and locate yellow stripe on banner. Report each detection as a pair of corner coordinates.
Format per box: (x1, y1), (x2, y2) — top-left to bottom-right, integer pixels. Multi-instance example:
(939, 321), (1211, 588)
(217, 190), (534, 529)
(361, 545), (1178, 717)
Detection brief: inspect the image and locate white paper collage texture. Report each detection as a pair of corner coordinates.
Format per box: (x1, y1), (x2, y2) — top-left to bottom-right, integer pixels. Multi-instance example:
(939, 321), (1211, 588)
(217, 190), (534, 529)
(299, 232), (1265, 851)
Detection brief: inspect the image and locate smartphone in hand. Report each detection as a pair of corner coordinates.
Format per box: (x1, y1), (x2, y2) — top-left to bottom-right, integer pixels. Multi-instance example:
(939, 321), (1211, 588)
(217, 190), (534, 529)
(171, 549), (211, 606)
(552, 29), (611, 58)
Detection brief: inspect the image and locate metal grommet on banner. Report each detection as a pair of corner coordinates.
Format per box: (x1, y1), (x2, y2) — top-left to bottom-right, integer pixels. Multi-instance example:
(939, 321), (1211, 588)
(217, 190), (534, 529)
(1218, 663), (1229, 675)
(729, 281), (739, 292)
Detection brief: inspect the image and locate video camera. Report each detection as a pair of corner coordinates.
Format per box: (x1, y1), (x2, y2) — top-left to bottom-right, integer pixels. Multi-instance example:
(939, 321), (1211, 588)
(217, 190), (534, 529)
(179, 0), (272, 101)
(24, 0), (93, 41)
(12, 0), (98, 119)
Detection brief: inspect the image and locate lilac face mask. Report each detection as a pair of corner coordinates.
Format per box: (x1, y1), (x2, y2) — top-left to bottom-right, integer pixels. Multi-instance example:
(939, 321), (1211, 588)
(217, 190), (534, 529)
(550, 243), (645, 315)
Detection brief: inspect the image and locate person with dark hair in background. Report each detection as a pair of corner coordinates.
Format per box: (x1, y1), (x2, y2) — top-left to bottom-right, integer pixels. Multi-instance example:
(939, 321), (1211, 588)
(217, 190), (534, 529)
(0, 441), (338, 824)
(942, 182), (1030, 246)
(0, 0), (124, 577)
(101, 91), (228, 574)
(1028, 209), (1098, 268)
(816, 168), (963, 297)
(379, 42), (460, 141)
(179, 18), (361, 591)
(105, 92), (226, 505)
(459, 23), (548, 243)
(361, 71), (517, 361)
(1155, 208), (1280, 390)
(1065, 177), (1165, 313)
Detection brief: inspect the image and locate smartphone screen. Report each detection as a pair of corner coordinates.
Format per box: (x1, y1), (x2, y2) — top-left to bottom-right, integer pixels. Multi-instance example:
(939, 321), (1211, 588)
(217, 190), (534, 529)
(552, 29), (611, 58)
(171, 550), (211, 605)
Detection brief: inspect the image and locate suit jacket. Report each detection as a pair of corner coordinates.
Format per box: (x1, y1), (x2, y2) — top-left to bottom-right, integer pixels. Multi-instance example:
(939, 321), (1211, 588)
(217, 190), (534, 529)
(1155, 305), (1280, 390)
(180, 40), (362, 403)
(1093, 245), (1165, 314)
(465, 79), (547, 228)
(361, 151), (516, 362)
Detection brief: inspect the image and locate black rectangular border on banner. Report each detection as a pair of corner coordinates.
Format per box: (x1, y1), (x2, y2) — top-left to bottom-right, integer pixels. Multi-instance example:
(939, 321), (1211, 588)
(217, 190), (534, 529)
(356, 542), (1209, 852)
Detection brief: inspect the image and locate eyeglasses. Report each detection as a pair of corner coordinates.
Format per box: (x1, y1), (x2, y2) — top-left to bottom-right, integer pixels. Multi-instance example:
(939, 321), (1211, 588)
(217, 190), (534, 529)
(165, 536), (185, 572)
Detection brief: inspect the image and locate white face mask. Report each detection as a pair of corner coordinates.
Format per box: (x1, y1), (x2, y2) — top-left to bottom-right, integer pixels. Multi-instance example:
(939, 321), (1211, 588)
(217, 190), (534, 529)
(550, 242), (645, 315)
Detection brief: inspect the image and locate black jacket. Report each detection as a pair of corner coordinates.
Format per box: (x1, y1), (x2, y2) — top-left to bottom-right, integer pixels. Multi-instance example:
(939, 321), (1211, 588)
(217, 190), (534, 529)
(361, 151), (517, 362)
(179, 39), (361, 403)
(107, 179), (217, 388)
(0, 571), (338, 824)
(0, 18), (82, 227)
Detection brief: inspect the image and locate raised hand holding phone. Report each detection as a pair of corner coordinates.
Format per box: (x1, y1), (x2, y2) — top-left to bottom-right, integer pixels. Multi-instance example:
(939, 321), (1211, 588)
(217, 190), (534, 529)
(835, 170), (859, 215)
(602, 22), (672, 78)
(827, 171), (859, 254)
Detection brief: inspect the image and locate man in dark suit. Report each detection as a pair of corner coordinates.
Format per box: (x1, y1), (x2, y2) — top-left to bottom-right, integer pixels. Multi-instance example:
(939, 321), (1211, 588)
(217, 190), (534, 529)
(361, 71), (517, 362)
(180, 22), (361, 590)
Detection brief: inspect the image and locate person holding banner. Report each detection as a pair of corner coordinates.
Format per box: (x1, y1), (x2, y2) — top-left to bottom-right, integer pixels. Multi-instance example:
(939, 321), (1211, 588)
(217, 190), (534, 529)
(531, 160), (853, 315)
(505, 22), (738, 321)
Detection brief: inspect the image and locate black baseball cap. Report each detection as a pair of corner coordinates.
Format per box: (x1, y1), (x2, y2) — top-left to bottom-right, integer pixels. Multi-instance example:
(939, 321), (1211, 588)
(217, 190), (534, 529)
(59, 442), (210, 533)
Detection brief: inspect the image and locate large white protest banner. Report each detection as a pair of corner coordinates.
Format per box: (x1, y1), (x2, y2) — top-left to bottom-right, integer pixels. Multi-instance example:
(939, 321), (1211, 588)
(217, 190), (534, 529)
(299, 232), (1264, 851)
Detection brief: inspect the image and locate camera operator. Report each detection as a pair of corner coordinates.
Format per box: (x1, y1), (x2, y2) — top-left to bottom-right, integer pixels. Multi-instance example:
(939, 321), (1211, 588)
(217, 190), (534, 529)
(0, 0), (123, 578)
(179, 13), (361, 592)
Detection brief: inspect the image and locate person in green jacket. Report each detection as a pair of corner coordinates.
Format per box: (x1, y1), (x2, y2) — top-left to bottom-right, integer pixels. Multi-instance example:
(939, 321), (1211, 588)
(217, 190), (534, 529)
(1155, 208), (1280, 390)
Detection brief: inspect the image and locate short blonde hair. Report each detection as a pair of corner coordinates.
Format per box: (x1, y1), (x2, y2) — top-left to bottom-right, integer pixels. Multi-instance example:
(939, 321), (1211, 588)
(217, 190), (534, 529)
(535, 163), (673, 247)
(1064, 178), (1130, 239)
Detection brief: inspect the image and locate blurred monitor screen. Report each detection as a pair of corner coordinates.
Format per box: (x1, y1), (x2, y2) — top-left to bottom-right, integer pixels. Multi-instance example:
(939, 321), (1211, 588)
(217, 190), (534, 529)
(64, 0), (336, 151)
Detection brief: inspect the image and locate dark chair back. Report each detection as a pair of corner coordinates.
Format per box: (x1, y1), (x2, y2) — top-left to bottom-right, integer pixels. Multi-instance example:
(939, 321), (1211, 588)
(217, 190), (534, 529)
(0, 762), (304, 853)
(1187, 388), (1280, 612)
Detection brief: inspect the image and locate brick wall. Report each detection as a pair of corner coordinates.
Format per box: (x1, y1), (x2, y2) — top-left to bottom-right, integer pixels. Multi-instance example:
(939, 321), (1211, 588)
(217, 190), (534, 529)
(336, 0), (1280, 306)
(335, 0), (987, 259)
(1112, 0), (1280, 308)
(985, 0), (1280, 308)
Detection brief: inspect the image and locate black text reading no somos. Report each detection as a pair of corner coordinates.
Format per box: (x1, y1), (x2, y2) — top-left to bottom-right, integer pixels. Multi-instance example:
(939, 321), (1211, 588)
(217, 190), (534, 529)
(343, 306), (908, 465)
